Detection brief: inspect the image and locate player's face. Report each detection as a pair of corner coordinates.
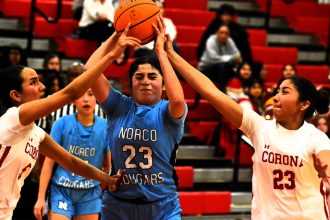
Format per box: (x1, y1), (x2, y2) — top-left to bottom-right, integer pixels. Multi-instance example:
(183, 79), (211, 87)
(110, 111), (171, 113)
(74, 89), (96, 116)
(132, 64), (163, 106)
(272, 79), (303, 122)
(18, 68), (45, 104)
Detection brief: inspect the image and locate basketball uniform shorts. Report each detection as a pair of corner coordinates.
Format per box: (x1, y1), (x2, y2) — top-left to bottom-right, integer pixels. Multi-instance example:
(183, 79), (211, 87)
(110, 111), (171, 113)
(49, 184), (102, 219)
(100, 191), (182, 220)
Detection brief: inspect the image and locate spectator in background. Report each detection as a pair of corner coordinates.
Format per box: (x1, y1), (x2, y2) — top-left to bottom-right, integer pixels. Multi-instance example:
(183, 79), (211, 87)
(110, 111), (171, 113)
(43, 72), (66, 97)
(198, 25), (242, 92)
(311, 114), (330, 138)
(0, 44), (27, 69)
(281, 64), (297, 79)
(236, 62), (253, 94)
(134, 0), (179, 58)
(43, 53), (61, 72)
(247, 79), (265, 115)
(77, 0), (115, 44)
(197, 4), (252, 63)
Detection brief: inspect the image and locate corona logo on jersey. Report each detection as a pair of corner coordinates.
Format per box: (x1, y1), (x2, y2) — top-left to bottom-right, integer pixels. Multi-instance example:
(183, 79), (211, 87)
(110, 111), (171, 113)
(25, 137), (38, 160)
(262, 145), (303, 167)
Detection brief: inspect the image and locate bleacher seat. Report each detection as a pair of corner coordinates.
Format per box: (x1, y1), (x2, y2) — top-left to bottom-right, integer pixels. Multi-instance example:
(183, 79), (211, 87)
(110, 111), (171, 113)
(166, 9), (214, 27)
(290, 16), (329, 46)
(174, 166), (194, 189)
(64, 38), (98, 59)
(266, 64), (330, 84)
(186, 121), (219, 144)
(252, 46), (298, 65)
(186, 99), (221, 121)
(179, 191), (231, 215)
(246, 29), (267, 46)
(4, 0), (73, 19)
(176, 26), (205, 44)
(165, 0), (208, 10)
(32, 17), (78, 38)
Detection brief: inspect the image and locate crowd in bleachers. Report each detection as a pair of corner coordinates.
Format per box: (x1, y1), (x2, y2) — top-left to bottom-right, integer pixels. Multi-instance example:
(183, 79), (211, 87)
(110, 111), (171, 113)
(0, 0), (329, 219)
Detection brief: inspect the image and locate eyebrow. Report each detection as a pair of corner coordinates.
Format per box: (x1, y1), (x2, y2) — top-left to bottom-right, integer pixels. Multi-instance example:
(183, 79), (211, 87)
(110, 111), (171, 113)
(29, 77), (38, 81)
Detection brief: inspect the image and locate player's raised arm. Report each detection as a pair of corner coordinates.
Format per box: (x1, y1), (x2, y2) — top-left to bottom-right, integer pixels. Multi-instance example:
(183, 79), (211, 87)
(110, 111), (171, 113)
(153, 16), (185, 119)
(165, 37), (243, 128)
(85, 24), (141, 104)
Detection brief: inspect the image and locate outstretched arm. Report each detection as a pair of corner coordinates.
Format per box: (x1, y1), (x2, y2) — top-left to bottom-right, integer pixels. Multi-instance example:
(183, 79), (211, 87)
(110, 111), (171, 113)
(19, 26), (140, 126)
(85, 24), (140, 104)
(39, 134), (124, 190)
(165, 40), (243, 128)
(153, 17), (185, 118)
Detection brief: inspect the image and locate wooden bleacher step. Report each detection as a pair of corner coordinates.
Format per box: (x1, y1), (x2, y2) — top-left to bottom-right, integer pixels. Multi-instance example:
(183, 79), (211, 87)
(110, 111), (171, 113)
(0, 17), (25, 30)
(267, 33), (318, 46)
(182, 214), (250, 220)
(193, 168), (252, 183)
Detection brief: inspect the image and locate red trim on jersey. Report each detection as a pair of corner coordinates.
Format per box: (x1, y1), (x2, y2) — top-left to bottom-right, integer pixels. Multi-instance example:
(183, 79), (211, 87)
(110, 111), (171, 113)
(320, 181), (330, 220)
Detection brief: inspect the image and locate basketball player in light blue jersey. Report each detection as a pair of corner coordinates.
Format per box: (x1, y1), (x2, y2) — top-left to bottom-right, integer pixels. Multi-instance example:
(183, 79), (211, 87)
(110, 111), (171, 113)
(34, 89), (110, 220)
(85, 17), (187, 220)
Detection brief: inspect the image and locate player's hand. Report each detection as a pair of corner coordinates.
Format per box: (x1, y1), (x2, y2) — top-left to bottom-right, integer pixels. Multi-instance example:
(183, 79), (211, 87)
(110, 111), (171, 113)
(108, 169), (126, 192)
(313, 153), (330, 184)
(152, 16), (166, 54)
(109, 23), (141, 59)
(33, 198), (46, 220)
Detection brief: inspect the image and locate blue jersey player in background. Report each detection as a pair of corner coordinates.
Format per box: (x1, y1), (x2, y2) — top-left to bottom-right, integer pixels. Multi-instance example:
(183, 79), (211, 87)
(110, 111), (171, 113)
(85, 17), (187, 220)
(34, 89), (110, 220)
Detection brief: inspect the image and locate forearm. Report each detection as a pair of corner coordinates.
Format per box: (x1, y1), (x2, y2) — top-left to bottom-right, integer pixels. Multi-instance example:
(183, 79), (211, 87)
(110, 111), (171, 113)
(37, 158), (54, 200)
(167, 49), (243, 127)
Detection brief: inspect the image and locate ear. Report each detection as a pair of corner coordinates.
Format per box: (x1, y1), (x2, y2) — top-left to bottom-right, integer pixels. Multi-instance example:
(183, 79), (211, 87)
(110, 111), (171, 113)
(9, 90), (22, 104)
(300, 100), (310, 112)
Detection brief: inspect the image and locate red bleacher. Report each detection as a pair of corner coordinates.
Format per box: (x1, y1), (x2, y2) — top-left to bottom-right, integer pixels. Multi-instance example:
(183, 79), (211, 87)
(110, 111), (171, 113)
(3, 0), (73, 19)
(175, 166), (194, 189)
(179, 191), (231, 215)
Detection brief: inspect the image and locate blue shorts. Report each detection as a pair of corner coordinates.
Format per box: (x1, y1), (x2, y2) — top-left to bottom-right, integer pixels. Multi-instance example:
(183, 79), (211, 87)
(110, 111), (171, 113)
(49, 184), (102, 219)
(100, 191), (182, 220)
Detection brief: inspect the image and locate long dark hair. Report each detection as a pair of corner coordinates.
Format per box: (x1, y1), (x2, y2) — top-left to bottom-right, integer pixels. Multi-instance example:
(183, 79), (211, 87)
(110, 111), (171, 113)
(0, 65), (25, 116)
(276, 76), (329, 119)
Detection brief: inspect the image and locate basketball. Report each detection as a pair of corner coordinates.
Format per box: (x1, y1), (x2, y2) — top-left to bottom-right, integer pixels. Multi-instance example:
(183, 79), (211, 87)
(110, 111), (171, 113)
(114, 0), (160, 45)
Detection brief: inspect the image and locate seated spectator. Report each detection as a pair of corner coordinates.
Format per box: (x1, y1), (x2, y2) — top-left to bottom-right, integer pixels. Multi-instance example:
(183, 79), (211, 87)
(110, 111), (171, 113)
(0, 44), (27, 69)
(77, 0), (115, 44)
(281, 64), (297, 79)
(311, 114), (330, 138)
(198, 25), (242, 92)
(247, 79), (265, 115)
(236, 62), (254, 93)
(43, 53), (61, 72)
(134, 0), (179, 58)
(197, 4), (252, 63)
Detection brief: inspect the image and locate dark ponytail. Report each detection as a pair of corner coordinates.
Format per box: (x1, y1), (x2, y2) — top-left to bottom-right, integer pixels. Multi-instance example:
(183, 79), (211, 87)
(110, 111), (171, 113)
(315, 88), (329, 115)
(289, 76), (329, 119)
(0, 65), (25, 116)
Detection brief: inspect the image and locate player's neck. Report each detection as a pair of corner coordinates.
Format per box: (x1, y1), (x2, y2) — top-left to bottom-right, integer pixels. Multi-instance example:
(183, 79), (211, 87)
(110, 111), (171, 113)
(76, 113), (94, 126)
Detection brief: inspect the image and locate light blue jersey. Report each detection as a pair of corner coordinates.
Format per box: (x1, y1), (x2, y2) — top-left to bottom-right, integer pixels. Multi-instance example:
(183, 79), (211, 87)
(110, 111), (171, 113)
(50, 114), (109, 189)
(101, 88), (187, 202)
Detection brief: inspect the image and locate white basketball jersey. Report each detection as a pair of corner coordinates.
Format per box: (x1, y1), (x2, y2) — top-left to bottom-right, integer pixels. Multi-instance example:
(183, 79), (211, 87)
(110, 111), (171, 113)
(0, 107), (45, 220)
(240, 109), (330, 220)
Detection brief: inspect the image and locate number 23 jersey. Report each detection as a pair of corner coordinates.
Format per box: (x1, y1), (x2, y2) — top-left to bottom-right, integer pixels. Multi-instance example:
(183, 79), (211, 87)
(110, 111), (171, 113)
(240, 109), (330, 220)
(101, 88), (187, 202)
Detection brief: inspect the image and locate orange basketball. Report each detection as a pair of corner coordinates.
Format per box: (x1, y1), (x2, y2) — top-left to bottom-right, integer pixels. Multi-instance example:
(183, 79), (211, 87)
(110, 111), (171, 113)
(114, 0), (160, 45)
